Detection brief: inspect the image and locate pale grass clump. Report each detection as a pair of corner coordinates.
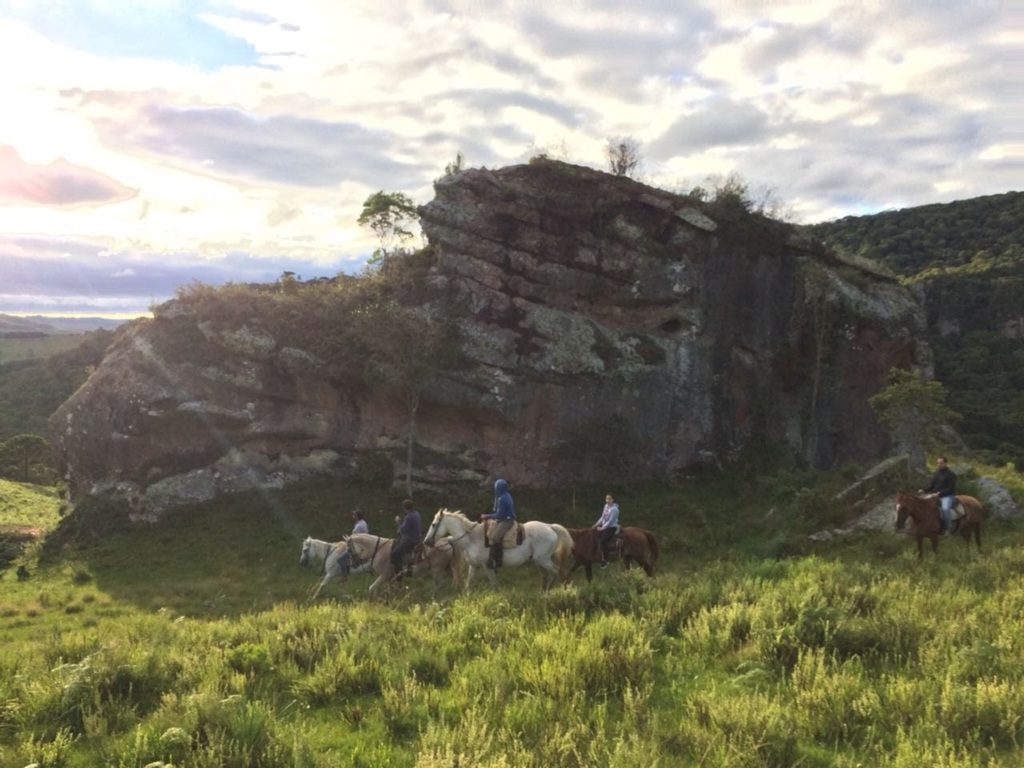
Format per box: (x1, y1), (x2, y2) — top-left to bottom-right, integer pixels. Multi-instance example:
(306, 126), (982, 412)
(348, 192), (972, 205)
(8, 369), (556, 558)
(790, 648), (881, 746)
(672, 687), (800, 768)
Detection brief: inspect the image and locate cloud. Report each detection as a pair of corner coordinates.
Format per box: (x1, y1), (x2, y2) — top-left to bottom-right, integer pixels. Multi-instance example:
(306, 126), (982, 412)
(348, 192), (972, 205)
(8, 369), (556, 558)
(0, 234), (342, 316)
(96, 104), (426, 189)
(0, 0), (1015, 315)
(650, 100), (772, 155)
(0, 145), (136, 207)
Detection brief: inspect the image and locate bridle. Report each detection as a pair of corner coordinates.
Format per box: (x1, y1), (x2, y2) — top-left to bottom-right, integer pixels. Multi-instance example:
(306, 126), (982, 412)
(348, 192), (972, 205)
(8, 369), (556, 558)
(426, 510), (477, 547)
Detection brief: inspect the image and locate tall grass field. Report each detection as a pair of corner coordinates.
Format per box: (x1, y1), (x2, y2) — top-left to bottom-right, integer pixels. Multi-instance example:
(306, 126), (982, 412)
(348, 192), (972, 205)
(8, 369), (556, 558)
(2, 467), (1024, 767)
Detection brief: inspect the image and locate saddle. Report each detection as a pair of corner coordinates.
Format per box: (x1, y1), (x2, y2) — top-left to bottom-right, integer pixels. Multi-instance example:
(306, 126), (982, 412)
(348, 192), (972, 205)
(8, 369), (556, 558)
(393, 540), (421, 573)
(937, 498), (966, 522)
(483, 520), (525, 549)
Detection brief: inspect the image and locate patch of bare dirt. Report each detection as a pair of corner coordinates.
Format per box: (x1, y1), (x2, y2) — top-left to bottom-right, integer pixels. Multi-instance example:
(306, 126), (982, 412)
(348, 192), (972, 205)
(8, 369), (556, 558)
(0, 525), (43, 542)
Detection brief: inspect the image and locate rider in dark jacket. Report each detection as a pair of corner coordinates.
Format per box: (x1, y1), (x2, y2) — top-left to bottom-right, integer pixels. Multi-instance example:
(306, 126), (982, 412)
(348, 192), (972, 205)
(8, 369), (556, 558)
(391, 499), (421, 575)
(481, 478), (515, 569)
(920, 456), (957, 533)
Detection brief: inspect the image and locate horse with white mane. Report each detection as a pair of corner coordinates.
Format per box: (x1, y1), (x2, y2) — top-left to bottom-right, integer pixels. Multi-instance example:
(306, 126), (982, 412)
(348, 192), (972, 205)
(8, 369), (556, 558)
(300, 534), (461, 599)
(423, 508), (573, 591)
(299, 537), (369, 600)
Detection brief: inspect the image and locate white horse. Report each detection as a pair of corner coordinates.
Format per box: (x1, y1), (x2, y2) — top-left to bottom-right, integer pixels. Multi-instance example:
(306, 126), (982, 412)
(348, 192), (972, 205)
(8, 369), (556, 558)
(299, 537), (371, 600)
(342, 532), (464, 598)
(423, 508), (573, 591)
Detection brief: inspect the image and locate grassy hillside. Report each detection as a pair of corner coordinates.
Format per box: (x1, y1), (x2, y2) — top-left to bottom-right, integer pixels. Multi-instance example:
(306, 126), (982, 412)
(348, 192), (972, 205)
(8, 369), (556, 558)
(0, 477), (63, 529)
(0, 477), (62, 570)
(2, 464), (1024, 766)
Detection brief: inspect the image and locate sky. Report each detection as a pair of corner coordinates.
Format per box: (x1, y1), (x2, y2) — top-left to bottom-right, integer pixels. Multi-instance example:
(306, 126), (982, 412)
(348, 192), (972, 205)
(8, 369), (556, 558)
(0, 0), (1017, 318)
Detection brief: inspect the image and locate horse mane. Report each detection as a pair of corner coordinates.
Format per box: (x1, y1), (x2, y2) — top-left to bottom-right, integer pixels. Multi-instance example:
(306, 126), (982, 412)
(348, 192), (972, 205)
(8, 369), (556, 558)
(437, 508), (468, 523)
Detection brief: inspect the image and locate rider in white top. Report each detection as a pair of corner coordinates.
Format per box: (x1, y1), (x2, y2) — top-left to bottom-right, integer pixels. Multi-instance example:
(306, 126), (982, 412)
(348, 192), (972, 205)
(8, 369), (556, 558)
(351, 509), (369, 535)
(594, 493), (620, 568)
(339, 509), (369, 578)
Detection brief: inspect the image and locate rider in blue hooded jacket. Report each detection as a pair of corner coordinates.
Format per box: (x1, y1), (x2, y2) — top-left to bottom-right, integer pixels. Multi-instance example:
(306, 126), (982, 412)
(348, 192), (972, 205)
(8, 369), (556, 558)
(480, 478), (515, 569)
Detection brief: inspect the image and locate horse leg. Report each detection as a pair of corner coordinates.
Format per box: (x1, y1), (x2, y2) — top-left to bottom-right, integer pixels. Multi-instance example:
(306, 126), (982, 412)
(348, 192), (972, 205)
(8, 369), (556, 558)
(311, 573), (331, 600)
(545, 566), (558, 590)
(369, 572), (390, 598)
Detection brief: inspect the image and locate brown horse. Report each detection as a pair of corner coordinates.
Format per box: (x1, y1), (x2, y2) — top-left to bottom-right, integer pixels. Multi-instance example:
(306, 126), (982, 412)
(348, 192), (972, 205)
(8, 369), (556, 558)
(566, 526), (659, 582)
(894, 492), (983, 558)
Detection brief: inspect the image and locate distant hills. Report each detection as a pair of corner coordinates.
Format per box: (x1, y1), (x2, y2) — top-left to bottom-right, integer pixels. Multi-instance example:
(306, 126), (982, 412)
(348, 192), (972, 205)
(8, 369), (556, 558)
(805, 190), (1023, 277)
(0, 314), (130, 335)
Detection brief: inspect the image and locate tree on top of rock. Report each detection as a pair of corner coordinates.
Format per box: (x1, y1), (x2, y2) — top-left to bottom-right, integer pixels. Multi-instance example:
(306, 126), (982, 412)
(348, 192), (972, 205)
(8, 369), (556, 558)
(357, 191), (419, 272)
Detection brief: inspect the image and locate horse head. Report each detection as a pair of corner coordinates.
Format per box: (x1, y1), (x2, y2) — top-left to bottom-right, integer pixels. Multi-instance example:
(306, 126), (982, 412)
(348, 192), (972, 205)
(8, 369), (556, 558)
(424, 508), (447, 547)
(892, 495), (917, 532)
(300, 536), (312, 566)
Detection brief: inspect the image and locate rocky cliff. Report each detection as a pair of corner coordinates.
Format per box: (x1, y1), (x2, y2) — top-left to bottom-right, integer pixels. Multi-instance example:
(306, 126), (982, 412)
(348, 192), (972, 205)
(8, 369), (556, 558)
(50, 159), (928, 518)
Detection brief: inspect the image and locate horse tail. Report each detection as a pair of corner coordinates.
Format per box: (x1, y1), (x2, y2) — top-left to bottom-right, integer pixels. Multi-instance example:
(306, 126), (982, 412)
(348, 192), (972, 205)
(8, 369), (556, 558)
(643, 530), (659, 565)
(551, 524), (575, 579)
(447, 539), (466, 590)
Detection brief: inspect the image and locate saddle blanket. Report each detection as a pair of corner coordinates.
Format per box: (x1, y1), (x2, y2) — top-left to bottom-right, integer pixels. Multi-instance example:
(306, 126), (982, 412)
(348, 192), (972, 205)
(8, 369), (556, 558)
(950, 500), (966, 521)
(483, 521), (525, 548)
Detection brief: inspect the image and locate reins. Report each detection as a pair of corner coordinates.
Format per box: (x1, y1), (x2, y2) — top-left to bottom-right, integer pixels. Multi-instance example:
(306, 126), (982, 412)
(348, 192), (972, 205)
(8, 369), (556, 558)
(349, 535), (385, 568)
(430, 512), (478, 546)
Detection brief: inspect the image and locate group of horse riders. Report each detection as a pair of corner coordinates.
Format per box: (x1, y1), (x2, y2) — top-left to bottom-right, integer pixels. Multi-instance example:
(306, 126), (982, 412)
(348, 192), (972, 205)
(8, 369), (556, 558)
(336, 478), (625, 581)
(330, 456), (964, 586)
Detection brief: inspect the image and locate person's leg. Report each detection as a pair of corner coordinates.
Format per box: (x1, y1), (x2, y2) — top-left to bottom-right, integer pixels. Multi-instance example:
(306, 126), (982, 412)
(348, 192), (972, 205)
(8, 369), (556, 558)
(338, 549), (351, 579)
(489, 520), (512, 568)
(940, 496), (953, 534)
(598, 528), (612, 566)
(391, 540), (407, 574)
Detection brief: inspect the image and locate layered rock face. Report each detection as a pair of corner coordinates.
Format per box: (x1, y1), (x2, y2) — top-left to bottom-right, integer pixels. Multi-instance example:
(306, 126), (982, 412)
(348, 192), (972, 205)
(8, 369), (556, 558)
(50, 160), (927, 517)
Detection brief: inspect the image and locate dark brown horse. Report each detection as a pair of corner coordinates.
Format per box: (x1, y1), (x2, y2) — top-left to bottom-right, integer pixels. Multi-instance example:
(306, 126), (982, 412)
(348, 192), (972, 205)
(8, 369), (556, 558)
(565, 526), (659, 582)
(894, 492), (983, 558)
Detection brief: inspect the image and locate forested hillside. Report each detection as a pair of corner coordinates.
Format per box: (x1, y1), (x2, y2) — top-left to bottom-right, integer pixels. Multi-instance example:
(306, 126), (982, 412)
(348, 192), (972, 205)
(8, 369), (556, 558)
(807, 191), (1024, 465)
(0, 328), (115, 441)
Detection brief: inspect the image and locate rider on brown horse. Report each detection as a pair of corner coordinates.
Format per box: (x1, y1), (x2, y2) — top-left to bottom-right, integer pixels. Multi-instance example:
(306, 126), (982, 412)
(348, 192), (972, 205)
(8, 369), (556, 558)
(919, 456), (957, 535)
(594, 492), (621, 568)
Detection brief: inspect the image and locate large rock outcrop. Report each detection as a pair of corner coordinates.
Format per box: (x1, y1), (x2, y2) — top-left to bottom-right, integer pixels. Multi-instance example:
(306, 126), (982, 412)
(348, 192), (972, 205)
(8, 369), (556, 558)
(51, 160), (928, 517)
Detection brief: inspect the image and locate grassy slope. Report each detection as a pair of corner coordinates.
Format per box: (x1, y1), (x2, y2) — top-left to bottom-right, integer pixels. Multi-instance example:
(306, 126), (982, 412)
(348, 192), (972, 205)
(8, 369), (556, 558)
(0, 478), (62, 531)
(2, 464), (1024, 766)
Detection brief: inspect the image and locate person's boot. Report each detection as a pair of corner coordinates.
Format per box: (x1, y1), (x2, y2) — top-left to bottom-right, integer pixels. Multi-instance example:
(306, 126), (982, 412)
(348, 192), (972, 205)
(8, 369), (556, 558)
(487, 543), (503, 569)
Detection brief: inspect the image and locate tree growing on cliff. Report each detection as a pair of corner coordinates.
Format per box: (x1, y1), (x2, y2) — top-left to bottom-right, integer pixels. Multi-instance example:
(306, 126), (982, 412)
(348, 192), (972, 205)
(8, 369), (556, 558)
(605, 136), (643, 178)
(357, 191), (418, 271)
(869, 367), (960, 472)
(350, 298), (461, 495)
